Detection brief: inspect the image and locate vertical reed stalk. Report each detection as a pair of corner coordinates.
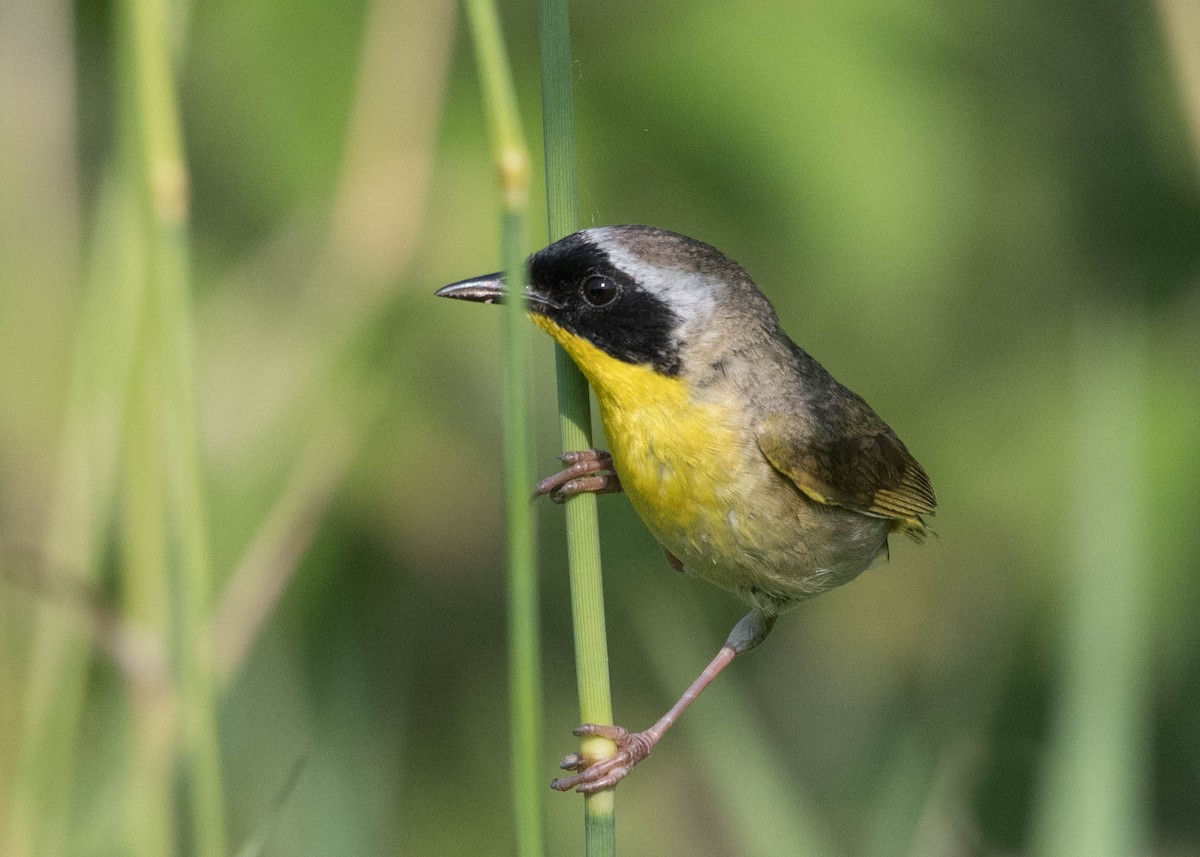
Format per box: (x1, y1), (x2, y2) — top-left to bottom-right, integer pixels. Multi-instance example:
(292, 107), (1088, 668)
(1032, 300), (1149, 857)
(461, 2), (544, 855)
(6, 50), (150, 857)
(120, 0), (226, 853)
(112, 9), (176, 853)
(539, 1), (618, 853)
(6, 305), (108, 857)
(120, 307), (177, 857)
(1154, 0), (1200, 171)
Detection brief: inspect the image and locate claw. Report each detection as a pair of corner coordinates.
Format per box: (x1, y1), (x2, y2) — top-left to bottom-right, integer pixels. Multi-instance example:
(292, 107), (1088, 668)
(572, 723), (629, 741)
(558, 753), (586, 771)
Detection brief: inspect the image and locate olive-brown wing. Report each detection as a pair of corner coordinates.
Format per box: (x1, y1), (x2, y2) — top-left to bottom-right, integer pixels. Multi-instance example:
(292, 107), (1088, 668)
(756, 414), (936, 528)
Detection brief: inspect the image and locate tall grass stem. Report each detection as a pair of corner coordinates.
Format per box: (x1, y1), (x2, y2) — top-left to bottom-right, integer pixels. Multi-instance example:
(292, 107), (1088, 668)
(120, 291), (177, 857)
(121, 0), (227, 852)
(462, 1), (544, 854)
(539, 0), (618, 852)
(4, 177), (138, 857)
(1031, 301), (1149, 857)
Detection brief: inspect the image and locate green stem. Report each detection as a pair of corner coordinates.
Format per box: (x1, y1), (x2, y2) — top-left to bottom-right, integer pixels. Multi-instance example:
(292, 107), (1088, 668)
(121, 0), (226, 852)
(539, 0), (617, 852)
(120, 295), (177, 857)
(4, 170), (145, 857)
(502, 204), (543, 857)
(1032, 300), (1149, 857)
(462, 2), (544, 855)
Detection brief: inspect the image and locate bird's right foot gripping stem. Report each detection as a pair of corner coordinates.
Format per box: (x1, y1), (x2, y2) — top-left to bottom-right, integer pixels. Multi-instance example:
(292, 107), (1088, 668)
(535, 448), (623, 503)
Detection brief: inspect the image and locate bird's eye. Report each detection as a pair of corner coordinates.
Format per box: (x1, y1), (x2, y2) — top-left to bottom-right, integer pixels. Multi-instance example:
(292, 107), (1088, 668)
(581, 274), (618, 307)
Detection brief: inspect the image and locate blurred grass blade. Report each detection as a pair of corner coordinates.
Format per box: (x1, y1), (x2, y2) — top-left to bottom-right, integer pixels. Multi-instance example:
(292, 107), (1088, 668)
(900, 744), (979, 857)
(863, 731), (976, 857)
(212, 419), (356, 690)
(4, 162), (145, 857)
(539, 0), (618, 851)
(461, 1), (544, 855)
(119, 262), (178, 857)
(119, 0), (226, 851)
(1155, 0), (1200, 171)
(233, 758), (307, 857)
(1032, 301), (1149, 857)
(0, 549), (166, 683)
(863, 732), (937, 857)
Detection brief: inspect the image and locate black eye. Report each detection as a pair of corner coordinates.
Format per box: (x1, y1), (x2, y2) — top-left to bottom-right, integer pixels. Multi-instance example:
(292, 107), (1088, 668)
(581, 274), (619, 307)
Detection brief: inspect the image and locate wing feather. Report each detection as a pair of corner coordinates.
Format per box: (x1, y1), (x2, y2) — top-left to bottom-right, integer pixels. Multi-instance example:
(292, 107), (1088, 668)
(757, 414), (936, 534)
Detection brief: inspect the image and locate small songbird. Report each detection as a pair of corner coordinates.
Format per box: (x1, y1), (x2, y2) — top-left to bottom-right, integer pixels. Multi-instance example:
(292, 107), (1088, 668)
(437, 225), (935, 793)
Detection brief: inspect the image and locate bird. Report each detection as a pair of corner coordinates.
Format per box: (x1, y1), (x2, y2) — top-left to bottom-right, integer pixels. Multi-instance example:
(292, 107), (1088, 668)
(436, 225), (936, 793)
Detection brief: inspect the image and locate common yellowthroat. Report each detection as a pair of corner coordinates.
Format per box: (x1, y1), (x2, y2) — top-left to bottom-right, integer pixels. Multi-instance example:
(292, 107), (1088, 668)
(437, 225), (935, 793)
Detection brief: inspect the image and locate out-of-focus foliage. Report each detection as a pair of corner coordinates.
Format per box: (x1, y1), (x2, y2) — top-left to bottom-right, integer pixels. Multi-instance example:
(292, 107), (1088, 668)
(1, 0), (1198, 854)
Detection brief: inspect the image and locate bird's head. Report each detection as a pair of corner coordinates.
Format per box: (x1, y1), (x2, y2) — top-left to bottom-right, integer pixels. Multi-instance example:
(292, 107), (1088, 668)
(437, 225), (778, 379)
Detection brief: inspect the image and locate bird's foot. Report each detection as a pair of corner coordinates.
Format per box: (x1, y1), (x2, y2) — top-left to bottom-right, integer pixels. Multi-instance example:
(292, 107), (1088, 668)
(550, 724), (658, 794)
(535, 449), (623, 504)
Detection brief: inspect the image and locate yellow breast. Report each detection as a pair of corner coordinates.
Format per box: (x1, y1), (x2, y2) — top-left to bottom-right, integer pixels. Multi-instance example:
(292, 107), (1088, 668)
(532, 317), (744, 554)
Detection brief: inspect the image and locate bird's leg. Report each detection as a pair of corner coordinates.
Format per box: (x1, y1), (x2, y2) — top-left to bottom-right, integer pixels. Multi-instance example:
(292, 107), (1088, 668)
(551, 610), (777, 794)
(535, 449), (623, 504)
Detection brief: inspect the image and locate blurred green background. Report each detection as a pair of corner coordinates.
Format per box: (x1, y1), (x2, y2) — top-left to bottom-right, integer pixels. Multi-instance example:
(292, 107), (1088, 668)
(2, 0), (1199, 854)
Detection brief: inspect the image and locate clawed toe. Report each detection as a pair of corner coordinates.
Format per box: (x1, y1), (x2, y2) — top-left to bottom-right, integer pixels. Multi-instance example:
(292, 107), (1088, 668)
(572, 723), (629, 741)
(558, 753), (586, 771)
(550, 723), (657, 793)
(534, 450), (622, 503)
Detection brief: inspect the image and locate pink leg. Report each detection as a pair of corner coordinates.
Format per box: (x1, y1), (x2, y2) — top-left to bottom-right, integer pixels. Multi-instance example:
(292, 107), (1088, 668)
(535, 449), (623, 504)
(551, 611), (776, 794)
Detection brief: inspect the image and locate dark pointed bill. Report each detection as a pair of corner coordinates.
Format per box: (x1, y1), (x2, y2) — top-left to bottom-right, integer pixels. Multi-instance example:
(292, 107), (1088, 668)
(435, 273), (561, 311)
(435, 272), (506, 304)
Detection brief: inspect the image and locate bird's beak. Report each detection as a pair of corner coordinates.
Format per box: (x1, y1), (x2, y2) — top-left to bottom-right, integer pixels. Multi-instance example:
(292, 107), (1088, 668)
(436, 272), (560, 312)
(435, 272), (506, 304)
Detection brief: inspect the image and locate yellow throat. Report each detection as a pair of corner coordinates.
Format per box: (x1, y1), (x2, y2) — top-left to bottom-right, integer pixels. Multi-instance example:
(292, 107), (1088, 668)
(531, 315), (742, 549)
